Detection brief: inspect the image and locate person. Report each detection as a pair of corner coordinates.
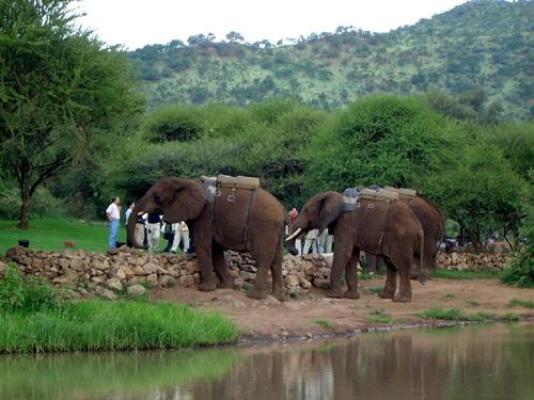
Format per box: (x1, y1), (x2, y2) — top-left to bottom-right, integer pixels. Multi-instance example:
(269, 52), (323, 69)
(317, 229), (333, 254)
(171, 221), (190, 254)
(146, 212), (162, 252)
(288, 208), (302, 255)
(106, 196), (121, 249)
(124, 201), (135, 226)
(162, 222), (175, 253)
(302, 229), (319, 255)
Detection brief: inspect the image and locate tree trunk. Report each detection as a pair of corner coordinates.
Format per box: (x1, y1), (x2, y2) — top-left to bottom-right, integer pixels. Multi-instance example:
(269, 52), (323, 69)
(18, 179), (32, 230)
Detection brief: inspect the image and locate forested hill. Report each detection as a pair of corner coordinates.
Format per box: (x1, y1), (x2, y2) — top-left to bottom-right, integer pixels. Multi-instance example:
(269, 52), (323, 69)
(128, 0), (534, 120)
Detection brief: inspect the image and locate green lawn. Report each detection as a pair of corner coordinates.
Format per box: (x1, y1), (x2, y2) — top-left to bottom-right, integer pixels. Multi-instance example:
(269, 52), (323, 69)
(0, 217), (127, 254)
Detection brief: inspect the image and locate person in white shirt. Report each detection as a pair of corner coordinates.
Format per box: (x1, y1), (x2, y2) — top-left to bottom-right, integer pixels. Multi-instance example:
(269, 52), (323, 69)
(170, 221), (190, 254)
(106, 197), (121, 249)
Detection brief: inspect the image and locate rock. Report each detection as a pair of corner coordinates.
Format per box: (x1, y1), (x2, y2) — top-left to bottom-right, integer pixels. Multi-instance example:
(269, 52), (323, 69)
(239, 271), (256, 282)
(115, 269), (126, 280)
(70, 257), (83, 271)
(32, 258), (44, 269)
(0, 260), (6, 275)
(284, 274), (300, 288)
(52, 271), (78, 285)
(239, 264), (257, 273)
(96, 286), (117, 301)
(127, 284), (146, 297)
(58, 258), (70, 270)
(142, 262), (158, 275)
(146, 273), (158, 287)
(314, 278), (330, 289)
(133, 266), (145, 275)
(5, 246), (28, 262)
(298, 274), (312, 289)
(106, 278), (123, 292)
(159, 275), (177, 288)
(178, 275), (195, 288)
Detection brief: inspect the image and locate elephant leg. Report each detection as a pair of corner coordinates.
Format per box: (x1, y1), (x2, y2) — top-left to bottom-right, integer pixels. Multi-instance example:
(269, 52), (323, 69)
(379, 260), (397, 299)
(270, 242), (286, 302)
(344, 249), (360, 299)
(213, 244), (234, 289)
(391, 254), (413, 303)
(247, 251), (275, 300)
(196, 243), (217, 292)
(329, 243), (352, 298)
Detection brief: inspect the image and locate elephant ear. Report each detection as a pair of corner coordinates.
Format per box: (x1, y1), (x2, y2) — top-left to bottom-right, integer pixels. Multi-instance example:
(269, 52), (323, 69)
(164, 179), (205, 223)
(319, 193), (343, 232)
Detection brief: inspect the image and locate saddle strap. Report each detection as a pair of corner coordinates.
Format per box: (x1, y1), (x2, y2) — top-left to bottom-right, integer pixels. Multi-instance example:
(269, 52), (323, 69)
(243, 189), (256, 244)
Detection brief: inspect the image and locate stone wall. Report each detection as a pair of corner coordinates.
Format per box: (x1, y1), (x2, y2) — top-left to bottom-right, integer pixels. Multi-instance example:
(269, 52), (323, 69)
(0, 246), (330, 300)
(436, 252), (510, 271)
(0, 247), (511, 300)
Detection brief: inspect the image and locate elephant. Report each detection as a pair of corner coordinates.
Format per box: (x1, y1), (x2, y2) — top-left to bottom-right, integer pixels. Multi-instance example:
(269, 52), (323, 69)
(363, 194), (444, 277)
(286, 191), (424, 303)
(127, 177), (288, 301)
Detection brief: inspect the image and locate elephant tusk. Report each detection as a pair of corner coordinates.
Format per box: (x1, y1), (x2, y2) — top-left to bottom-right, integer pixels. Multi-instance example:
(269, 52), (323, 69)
(285, 228), (302, 242)
(137, 211), (145, 216)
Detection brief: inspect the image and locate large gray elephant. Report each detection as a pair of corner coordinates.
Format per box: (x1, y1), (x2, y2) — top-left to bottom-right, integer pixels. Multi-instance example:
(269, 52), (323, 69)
(127, 177), (288, 301)
(287, 191), (424, 302)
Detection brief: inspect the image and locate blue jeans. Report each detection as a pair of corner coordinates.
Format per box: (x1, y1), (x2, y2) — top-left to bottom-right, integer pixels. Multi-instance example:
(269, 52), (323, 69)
(108, 219), (119, 249)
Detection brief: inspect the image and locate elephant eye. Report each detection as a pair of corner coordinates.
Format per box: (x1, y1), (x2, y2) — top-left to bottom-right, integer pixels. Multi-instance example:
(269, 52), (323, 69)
(153, 193), (161, 204)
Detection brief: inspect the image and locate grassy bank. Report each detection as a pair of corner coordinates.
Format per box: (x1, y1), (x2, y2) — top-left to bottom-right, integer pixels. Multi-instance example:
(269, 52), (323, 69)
(0, 300), (238, 353)
(0, 217), (125, 254)
(432, 269), (500, 280)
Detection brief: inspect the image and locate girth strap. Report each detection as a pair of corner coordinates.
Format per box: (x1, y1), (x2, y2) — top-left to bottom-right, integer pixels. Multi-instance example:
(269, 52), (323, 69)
(243, 189), (256, 244)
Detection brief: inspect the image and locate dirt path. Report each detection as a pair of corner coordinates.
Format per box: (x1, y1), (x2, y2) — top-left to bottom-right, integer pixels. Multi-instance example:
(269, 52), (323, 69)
(151, 278), (534, 339)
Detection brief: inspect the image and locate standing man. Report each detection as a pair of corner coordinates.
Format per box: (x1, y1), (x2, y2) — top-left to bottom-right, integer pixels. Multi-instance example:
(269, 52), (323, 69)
(125, 201), (135, 226)
(288, 208), (302, 255)
(146, 211), (162, 252)
(106, 196), (121, 249)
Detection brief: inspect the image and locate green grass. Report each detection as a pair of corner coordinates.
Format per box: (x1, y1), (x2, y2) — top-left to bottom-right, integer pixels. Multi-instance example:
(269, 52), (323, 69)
(0, 217), (127, 254)
(313, 319), (336, 330)
(366, 309), (393, 324)
(0, 300), (238, 353)
(418, 307), (496, 322)
(502, 313), (520, 322)
(509, 299), (534, 309)
(432, 269), (500, 280)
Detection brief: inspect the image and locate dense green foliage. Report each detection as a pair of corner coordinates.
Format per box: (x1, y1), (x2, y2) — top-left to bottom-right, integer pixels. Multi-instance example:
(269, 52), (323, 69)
(0, 0), (143, 228)
(113, 100), (326, 206)
(129, 0), (533, 120)
(0, 266), (237, 353)
(0, 264), (59, 313)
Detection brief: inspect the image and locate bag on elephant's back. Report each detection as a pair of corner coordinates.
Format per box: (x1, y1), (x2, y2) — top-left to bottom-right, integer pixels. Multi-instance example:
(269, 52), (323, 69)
(384, 186), (418, 200)
(360, 188), (399, 202)
(217, 175), (261, 190)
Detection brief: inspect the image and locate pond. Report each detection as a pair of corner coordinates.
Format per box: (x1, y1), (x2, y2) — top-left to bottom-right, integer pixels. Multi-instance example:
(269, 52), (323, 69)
(0, 323), (532, 400)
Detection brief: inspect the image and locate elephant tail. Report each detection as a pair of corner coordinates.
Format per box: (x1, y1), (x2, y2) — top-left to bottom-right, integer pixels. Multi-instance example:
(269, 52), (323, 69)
(417, 228), (425, 286)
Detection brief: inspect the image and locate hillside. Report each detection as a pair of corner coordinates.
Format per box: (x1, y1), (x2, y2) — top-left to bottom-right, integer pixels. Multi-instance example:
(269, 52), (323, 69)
(128, 0), (534, 119)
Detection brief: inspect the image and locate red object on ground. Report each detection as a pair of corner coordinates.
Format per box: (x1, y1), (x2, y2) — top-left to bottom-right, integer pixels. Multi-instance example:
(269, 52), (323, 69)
(64, 241), (75, 248)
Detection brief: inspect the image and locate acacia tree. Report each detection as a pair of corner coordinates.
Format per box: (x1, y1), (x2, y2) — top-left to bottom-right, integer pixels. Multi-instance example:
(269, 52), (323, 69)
(0, 0), (143, 228)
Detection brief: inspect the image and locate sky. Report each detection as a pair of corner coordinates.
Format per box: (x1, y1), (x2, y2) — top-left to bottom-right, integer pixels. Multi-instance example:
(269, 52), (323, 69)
(77, 0), (468, 50)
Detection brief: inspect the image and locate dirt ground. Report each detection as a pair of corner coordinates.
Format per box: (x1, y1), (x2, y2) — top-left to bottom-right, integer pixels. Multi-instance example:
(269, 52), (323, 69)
(151, 278), (534, 340)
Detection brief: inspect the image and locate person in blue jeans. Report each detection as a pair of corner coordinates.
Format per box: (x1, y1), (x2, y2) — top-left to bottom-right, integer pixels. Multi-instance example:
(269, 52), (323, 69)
(106, 196), (121, 249)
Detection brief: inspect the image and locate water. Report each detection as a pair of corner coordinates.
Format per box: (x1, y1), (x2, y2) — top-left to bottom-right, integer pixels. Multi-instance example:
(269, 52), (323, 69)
(0, 323), (532, 400)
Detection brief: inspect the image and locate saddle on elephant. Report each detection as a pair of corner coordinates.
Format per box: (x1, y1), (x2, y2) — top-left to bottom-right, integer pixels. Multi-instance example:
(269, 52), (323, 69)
(384, 186), (418, 201)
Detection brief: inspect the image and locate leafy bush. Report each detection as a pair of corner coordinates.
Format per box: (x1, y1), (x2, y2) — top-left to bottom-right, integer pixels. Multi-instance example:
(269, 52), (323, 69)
(305, 95), (459, 193)
(501, 249), (534, 288)
(0, 264), (59, 313)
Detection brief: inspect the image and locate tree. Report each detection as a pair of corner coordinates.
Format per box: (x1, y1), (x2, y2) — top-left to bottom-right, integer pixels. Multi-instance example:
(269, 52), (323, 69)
(0, 0), (143, 228)
(305, 96), (459, 194)
(225, 31), (245, 43)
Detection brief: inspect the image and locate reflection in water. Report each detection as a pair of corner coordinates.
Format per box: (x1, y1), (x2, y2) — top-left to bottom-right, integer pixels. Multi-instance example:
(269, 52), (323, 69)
(0, 323), (532, 400)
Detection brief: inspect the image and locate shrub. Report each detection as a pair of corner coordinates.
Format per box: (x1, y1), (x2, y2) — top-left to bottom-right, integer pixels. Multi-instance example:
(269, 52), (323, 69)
(501, 249), (534, 288)
(306, 95), (459, 193)
(0, 264), (59, 313)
